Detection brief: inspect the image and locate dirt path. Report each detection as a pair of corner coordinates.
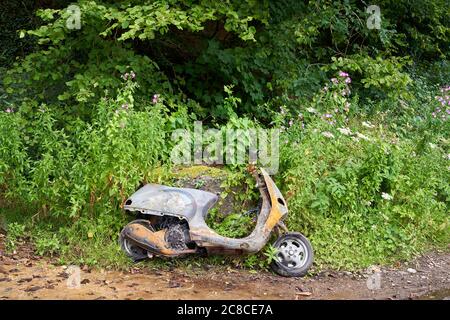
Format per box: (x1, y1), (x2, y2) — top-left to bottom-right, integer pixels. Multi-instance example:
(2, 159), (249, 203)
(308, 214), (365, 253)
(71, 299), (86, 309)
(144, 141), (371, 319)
(0, 234), (449, 300)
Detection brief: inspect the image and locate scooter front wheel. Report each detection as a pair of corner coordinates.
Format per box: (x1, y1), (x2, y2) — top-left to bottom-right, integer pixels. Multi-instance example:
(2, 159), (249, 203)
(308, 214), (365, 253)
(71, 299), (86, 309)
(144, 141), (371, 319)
(270, 232), (314, 277)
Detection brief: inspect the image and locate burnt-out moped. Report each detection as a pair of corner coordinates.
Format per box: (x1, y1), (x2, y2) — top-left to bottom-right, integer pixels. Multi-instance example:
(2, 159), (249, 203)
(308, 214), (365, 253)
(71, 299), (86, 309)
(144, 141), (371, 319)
(119, 166), (313, 277)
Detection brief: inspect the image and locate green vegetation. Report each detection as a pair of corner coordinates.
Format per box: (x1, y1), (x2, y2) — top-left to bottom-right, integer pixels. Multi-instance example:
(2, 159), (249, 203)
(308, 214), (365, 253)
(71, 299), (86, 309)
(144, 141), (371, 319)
(0, 0), (449, 271)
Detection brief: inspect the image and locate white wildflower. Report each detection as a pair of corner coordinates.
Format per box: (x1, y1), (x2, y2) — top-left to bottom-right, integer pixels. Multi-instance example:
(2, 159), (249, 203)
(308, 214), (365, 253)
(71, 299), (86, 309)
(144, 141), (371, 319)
(337, 127), (352, 136)
(306, 107), (317, 114)
(381, 192), (393, 201)
(362, 121), (375, 128)
(321, 131), (335, 139)
(356, 132), (370, 141)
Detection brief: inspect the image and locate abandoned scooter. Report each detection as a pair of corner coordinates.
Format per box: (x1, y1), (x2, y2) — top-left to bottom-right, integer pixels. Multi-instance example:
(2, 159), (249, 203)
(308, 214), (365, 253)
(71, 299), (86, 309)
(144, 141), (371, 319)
(119, 166), (313, 277)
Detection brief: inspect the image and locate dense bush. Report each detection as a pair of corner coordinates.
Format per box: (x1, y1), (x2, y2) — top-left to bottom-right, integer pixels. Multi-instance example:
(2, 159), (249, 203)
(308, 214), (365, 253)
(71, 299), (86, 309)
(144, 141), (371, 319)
(280, 122), (449, 269)
(3, 0), (449, 120)
(272, 76), (449, 269)
(1, 79), (169, 218)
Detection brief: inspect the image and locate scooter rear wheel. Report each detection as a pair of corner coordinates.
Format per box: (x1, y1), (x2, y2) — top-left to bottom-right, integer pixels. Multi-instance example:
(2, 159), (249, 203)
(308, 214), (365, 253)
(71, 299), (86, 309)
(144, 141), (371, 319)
(270, 232), (313, 277)
(119, 219), (153, 261)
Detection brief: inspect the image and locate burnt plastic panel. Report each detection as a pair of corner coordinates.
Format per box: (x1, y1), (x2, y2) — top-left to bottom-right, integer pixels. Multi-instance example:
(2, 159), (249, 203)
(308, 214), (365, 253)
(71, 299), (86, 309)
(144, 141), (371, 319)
(124, 184), (218, 221)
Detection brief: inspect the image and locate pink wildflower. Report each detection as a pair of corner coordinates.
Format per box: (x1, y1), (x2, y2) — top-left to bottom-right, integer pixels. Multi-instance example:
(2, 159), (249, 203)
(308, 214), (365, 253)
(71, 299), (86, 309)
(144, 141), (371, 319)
(152, 94), (160, 104)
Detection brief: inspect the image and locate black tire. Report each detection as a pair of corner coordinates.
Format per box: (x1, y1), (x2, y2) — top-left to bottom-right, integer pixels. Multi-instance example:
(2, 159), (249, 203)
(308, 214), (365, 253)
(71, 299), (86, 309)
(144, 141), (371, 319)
(270, 232), (314, 277)
(119, 219), (152, 261)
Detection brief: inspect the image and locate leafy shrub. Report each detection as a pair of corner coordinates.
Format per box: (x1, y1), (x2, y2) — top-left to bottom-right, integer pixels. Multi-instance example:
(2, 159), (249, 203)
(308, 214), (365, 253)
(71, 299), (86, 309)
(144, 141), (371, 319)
(0, 77), (169, 219)
(279, 115), (449, 269)
(327, 55), (412, 100)
(34, 231), (61, 257)
(5, 222), (26, 252)
(4, 0), (449, 121)
(212, 213), (254, 238)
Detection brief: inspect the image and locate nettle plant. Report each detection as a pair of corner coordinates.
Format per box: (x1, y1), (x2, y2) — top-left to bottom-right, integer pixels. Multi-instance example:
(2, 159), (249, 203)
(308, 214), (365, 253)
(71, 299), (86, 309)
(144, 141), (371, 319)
(1, 74), (168, 219)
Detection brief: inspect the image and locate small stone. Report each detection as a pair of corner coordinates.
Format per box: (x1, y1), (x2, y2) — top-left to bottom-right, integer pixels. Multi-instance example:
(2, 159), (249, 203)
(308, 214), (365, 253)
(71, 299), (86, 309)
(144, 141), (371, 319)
(407, 268), (417, 274)
(17, 277), (33, 283)
(167, 280), (181, 288)
(366, 265), (381, 274)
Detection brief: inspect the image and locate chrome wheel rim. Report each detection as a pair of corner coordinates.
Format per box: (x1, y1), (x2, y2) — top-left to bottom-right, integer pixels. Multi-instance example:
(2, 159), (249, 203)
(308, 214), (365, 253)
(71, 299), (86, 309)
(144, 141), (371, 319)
(121, 236), (147, 259)
(275, 237), (308, 269)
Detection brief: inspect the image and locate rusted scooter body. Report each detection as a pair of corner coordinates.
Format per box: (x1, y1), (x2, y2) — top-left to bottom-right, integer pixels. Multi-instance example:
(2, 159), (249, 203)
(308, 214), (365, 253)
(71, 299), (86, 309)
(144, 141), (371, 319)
(119, 166), (313, 277)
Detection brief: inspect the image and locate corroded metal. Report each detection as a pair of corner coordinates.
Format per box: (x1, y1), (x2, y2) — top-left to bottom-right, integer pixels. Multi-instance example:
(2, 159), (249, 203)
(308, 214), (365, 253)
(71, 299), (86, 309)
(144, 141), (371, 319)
(189, 168), (288, 253)
(121, 222), (195, 256)
(121, 166), (289, 256)
(124, 184), (218, 221)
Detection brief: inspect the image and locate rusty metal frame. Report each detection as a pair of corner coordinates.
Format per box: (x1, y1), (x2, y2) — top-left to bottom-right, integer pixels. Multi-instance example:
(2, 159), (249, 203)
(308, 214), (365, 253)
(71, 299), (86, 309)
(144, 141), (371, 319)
(122, 167), (288, 256)
(121, 222), (196, 256)
(188, 167), (288, 254)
